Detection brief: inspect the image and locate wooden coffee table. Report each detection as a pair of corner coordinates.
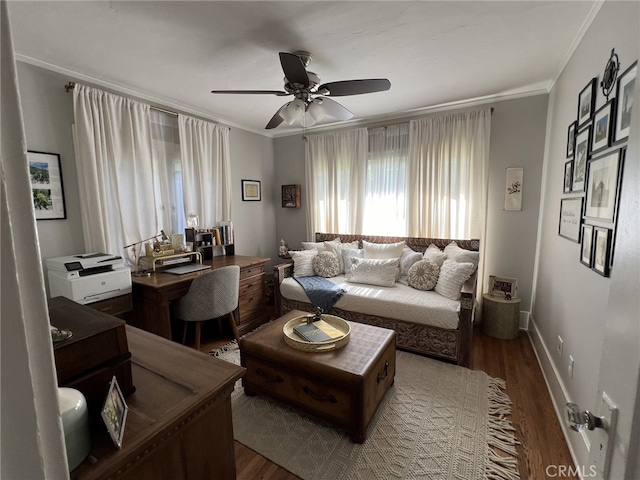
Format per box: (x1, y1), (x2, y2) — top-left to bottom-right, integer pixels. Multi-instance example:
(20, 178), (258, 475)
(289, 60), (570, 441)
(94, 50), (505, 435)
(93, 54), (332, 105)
(239, 310), (396, 443)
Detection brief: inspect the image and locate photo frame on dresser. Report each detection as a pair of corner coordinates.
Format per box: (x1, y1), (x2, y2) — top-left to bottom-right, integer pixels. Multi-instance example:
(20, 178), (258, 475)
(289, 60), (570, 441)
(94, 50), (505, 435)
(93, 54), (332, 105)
(577, 77), (597, 127)
(614, 61), (637, 143)
(591, 100), (615, 154)
(101, 376), (128, 449)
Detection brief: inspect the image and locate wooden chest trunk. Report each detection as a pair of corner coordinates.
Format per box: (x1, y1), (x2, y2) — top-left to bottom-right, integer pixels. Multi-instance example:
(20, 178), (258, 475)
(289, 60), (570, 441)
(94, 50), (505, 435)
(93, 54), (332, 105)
(240, 310), (396, 443)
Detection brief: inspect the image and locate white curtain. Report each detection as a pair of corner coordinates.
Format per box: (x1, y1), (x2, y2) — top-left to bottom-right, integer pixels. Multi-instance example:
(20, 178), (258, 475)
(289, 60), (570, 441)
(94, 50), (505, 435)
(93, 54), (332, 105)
(73, 84), (159, 261)
(363, 125), (409, 236)
(407, 109), (491, 239)
(178, 115), (231, 228)
(305, 128), (368, 238)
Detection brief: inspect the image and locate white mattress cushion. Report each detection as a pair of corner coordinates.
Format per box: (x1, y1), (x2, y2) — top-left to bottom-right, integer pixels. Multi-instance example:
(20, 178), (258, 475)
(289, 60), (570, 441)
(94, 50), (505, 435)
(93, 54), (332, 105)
(280, 274), (461, 330)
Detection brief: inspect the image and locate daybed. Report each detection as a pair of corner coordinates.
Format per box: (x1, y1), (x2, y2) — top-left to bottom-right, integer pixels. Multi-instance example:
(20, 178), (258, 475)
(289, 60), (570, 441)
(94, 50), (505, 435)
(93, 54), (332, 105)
(273, 233), (479, 367)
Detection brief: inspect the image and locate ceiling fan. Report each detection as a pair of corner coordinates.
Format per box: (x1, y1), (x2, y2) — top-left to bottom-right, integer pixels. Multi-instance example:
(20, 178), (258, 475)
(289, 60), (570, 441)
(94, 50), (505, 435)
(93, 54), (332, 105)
(211, 51), (391, 129)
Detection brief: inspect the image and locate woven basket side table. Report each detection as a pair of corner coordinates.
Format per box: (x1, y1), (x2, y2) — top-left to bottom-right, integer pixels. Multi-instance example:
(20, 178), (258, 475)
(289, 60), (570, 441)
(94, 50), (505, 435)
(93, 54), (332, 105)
(482, 293), (521, 340)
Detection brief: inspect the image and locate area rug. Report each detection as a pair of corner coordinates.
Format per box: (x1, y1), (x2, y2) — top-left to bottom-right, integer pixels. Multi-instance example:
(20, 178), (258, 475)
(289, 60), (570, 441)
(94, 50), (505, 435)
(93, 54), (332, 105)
(211, 343), (520, 480)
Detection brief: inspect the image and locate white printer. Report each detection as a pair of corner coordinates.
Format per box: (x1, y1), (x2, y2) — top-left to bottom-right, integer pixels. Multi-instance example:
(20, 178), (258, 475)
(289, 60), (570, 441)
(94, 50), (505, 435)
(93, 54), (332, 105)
(47, 253), (132, 304)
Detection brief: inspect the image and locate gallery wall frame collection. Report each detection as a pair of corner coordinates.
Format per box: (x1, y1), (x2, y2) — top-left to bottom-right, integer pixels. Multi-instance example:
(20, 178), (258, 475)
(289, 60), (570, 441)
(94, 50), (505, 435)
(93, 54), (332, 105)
(559, 50), (636, 278)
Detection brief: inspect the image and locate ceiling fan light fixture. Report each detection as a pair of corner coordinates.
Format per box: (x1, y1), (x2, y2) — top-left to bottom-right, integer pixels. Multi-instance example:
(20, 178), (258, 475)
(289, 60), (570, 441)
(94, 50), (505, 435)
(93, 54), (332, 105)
(281, 99), (304, 125)
(308, 101), (326, 121)
(301, 111), (316, 128)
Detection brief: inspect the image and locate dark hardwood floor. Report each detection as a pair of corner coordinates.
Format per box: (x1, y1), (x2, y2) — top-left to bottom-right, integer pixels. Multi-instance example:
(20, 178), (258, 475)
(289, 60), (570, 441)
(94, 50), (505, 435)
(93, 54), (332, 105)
(195, 317), (576, 480)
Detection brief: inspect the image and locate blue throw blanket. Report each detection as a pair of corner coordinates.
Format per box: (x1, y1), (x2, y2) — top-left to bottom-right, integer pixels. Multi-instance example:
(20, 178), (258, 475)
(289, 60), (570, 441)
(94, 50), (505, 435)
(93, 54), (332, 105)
(294, 276), (346, 313)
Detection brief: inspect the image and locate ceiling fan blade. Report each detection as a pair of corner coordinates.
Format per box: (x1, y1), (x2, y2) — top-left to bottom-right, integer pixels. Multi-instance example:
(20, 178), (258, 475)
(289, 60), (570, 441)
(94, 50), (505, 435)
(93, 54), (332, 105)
(211, 90), (290, 96)
(279, 52), (309, 87)
(318, 98), (354, 121)
(318, 79), (391, 97)
(265, 103), (290, 129)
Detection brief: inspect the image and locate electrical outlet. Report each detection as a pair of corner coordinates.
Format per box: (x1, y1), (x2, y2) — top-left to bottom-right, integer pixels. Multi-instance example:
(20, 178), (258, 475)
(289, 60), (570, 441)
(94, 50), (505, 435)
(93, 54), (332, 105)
(568, 355), (574, 378)
(590, 392), (618, 479)
(557, 336), (564, 357)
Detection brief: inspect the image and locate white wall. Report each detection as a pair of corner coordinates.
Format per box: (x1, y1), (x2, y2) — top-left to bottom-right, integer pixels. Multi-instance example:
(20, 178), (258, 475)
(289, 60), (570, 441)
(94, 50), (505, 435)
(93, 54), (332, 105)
(530, 1), (639, 474)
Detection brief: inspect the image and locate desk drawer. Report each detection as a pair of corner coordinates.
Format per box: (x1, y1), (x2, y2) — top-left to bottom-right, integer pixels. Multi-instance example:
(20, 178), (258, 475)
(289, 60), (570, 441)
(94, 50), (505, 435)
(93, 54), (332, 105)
(239, 293), (264, 321)
(240, 265), (264, 280)
(239, 278), (263, 296)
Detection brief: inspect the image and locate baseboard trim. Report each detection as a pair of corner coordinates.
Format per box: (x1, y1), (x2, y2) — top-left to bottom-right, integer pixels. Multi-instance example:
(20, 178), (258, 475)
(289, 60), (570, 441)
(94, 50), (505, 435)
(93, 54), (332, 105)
(527, 315), (590, 475)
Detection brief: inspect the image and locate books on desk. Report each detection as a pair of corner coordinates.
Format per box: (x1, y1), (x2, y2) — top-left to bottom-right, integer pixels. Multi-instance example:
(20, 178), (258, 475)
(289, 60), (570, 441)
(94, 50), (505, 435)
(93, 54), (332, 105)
(293, 320), (345, 343)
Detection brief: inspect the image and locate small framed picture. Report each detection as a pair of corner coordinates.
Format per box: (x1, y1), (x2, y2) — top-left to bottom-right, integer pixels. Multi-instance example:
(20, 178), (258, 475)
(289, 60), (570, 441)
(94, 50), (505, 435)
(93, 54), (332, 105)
(577, 77), (597, 127)
(584, 149), (623, 222)
(591, 100), (615, 154)
(563, 160), (573, 193)
(558, 196), (583, 243)
(488, 275), (518, 299)
(592, 227), (612, 277)
(566, 121), (576, 158)
(282, 184), (301, 208)
(580, 224), (594, 267)
(101, 376), (128, 449)
(572, 125), (591, 192)
(504, 167), (523, 211)
(241, 179), (261, 201)
(614, 60), (637, 143)
(27, 151), (67, 220)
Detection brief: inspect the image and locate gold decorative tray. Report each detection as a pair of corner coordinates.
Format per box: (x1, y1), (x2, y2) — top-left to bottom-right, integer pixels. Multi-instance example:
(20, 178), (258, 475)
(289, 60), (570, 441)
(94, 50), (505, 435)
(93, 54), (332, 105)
(283, 314), (351, 352)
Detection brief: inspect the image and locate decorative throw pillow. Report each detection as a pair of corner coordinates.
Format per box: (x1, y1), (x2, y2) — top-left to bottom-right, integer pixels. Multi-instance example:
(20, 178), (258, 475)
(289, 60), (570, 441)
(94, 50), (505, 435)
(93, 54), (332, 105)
(301, 241), (326, 253)
(290, 249), (318, 277)
(423, 244), (447, 267)
(325, 240), (359, 273)
(444, 241), (479, 267)
(363, 240), (405, 260)
(398, 247), (423, 285)
(434, 258), (476, 300)
(408, 259), (440, 291)
(312, 251), (340, 278)
(342, 248), (364, 278)
(348, 257), (399, 287)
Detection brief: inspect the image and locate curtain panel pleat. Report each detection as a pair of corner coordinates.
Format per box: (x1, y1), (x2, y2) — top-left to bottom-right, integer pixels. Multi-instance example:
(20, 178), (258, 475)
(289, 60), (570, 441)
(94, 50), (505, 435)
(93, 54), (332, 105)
(305, 128), (368, 238)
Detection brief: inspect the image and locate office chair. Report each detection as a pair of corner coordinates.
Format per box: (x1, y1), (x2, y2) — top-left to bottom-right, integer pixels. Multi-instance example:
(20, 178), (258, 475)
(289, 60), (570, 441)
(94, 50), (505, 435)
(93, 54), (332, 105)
(171, 265), (240, 350)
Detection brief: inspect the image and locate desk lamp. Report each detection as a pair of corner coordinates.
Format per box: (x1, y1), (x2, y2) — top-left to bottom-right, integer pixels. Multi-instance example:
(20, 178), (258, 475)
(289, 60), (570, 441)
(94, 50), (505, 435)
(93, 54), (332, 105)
(124, 230), (168, 277)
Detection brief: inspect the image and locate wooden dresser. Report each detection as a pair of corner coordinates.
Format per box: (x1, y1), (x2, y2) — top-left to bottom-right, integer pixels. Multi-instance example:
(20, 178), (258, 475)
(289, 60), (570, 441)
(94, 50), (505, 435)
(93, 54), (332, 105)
(70, 325), (245, 480)
(130, 255), (270, 339)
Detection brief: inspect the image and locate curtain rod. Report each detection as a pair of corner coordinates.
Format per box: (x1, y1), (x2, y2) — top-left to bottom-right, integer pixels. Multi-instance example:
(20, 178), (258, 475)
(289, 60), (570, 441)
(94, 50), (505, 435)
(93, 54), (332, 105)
(64, 82), (179, 117)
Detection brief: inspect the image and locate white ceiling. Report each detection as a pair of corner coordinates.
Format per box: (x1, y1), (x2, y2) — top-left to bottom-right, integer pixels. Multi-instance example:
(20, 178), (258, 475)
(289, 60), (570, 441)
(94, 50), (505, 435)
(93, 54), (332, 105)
(9, 1), (598, 137)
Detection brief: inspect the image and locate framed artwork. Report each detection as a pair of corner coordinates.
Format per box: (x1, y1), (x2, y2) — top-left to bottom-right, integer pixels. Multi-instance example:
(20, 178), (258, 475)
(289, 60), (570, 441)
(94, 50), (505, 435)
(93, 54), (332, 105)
(580, 224), (594, 267)
(566, 121), (576, 158)
(504, 167), (523, 211)
(558, 196), (583, 243)
(282, 184), (301, 208)
(591, 100), (615, 154)
(592, 227), (612, 277)
(584, 149), (623, 222)
(563, 160), (573, 193)
(241, 179), (261, 201)
(614, 60), (637, 143)
(27, 151), (67, 220)
(488, 275), (518, 299)
(577, 77), (597, 127)
(101, 376), (128, 449)
(572, 125), (591, 192)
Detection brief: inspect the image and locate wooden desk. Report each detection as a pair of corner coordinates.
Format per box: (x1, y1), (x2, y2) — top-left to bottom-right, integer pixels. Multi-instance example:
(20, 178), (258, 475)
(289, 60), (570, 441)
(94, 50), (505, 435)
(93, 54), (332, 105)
(71, 325), (245, 479)
(129, 255), (270, 339)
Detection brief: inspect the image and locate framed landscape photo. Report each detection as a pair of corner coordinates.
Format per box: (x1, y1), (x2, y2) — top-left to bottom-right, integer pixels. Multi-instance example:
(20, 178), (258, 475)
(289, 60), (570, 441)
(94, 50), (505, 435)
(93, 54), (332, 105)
(488, 275), (518, 299)
(101, 376), (128, 449)
(614, 60), (637, 143)
(27, 151), (67, 220)
(591, 100), (615, 154)
(592, 227), (612, 277)
(241, 179), (261, 201)
(584, 149), (623, 222)
(577, 77), (597, 127)
(563, 160), (573, 193)
(566, 121), (576, 158)
(580, 224), (594, 267)
(572, 126), (591, 192)
(558, 196), (583, 243)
